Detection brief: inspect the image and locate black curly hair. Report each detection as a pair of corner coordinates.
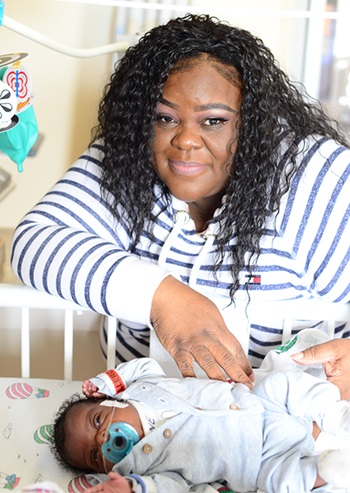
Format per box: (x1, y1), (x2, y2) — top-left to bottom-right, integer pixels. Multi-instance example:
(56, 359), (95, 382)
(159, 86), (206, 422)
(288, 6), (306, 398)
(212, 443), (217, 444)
(92, 13), (348, 300)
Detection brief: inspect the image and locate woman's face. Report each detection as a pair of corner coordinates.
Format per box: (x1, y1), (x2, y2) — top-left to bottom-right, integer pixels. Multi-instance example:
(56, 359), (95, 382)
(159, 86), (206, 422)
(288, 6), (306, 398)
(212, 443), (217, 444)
(152, 58), (242, 207)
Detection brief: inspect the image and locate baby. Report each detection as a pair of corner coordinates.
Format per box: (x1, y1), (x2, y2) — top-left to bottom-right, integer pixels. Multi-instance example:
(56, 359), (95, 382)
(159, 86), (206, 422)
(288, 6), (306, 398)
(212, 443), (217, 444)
(52, 357), (350, 493)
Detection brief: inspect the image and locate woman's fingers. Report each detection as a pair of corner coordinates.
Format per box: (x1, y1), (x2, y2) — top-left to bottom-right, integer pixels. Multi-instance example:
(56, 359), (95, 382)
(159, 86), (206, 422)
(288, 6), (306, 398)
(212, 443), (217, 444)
(291, 339), (350, 365)
(172, 339), (254, 387)
(151, 276), (254, 384)
(292, 339), (350, 400)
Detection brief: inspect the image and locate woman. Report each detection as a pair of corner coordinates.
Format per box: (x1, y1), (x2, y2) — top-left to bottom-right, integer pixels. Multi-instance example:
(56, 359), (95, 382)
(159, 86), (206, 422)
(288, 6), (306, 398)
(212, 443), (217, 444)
(11, 14), (350, 395)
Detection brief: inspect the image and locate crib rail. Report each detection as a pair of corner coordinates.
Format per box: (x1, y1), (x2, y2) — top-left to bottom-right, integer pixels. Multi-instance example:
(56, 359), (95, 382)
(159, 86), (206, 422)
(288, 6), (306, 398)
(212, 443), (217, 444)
(237, 297), (350, 342)
(1, 282), (350, 380)
(0, 283), (117, 380)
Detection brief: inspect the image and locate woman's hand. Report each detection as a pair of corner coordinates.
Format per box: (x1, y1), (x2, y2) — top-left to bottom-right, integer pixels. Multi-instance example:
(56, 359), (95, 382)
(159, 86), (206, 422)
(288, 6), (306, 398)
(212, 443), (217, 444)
(151, 276), (254, 387)
(292, 339), (350, 400)
(85, 472), (132, 493)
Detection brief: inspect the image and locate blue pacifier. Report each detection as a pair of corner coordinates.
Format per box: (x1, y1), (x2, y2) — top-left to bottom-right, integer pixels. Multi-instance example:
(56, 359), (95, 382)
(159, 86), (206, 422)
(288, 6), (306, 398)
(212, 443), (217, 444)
(102, 421), (140, 464)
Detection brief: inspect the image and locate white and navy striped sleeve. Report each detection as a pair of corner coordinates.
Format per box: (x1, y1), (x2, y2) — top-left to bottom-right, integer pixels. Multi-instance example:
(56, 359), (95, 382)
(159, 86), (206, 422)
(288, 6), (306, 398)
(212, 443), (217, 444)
(276, 137), (350, 303)
(10, 144), (171, 323)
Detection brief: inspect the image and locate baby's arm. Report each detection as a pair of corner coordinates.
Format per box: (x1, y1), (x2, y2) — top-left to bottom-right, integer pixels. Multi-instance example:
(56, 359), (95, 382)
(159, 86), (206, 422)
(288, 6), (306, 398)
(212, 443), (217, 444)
(85, 472), (132, 493)
(86, 470), (195, 493)
(83, 358), (166, 399)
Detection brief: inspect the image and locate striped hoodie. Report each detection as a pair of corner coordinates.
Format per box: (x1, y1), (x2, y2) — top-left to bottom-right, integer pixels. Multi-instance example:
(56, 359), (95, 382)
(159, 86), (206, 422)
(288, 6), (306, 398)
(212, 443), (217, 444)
(11, 136), (350, 367)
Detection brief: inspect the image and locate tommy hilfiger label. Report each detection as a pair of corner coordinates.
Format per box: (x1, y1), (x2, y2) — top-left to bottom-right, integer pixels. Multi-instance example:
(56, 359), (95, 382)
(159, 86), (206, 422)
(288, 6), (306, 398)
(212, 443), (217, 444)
(245, 274), (261, 285)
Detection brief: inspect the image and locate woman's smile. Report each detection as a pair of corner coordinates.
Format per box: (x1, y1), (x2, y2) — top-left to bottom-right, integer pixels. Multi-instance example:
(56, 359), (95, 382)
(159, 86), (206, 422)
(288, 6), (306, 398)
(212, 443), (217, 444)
(169, 160), (208, 176)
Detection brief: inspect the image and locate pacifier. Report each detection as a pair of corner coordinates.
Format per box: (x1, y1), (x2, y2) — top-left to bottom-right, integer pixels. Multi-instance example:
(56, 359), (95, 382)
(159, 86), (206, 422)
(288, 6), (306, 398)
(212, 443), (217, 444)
(102, 421), (140, 464)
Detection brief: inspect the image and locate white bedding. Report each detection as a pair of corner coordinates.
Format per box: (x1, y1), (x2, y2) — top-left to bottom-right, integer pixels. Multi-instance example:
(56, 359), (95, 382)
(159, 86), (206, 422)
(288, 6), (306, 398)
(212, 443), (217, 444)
(0, 377), (226, 493)
(0, 328), (345, 493)
(0, 377), (84, 491)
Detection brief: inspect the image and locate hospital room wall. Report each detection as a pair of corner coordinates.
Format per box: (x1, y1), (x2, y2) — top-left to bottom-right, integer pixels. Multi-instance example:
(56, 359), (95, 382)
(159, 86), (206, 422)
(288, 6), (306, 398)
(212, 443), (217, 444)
(0, 0), (116, 229)
(0, 0), (313, 231)
(0, 0), (115, 379)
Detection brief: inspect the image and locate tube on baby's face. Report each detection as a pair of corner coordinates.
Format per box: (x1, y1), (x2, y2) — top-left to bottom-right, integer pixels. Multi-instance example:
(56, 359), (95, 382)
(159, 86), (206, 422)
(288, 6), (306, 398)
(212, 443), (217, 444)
(99, 401), (140, 471)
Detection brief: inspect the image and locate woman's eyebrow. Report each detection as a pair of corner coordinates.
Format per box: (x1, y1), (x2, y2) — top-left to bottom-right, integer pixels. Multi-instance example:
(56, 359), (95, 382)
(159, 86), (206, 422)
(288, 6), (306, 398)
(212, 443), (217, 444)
(194, 103), (238, 113)
(159, 98), (177, 109)
(159, 98), (238, 113)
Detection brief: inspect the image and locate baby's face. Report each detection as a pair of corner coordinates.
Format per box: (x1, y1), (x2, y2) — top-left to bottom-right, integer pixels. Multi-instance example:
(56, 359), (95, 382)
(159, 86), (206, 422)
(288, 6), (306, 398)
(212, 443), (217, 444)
(64, 401), (143, 473)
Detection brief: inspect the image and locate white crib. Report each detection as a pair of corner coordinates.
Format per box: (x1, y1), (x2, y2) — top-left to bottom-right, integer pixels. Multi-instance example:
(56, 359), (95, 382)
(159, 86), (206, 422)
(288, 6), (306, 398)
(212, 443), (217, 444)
(2, 282), (350, 379)
(0, 283), (118, 380)
(0, 282), (122, 492)
(0, 281), (349, 493)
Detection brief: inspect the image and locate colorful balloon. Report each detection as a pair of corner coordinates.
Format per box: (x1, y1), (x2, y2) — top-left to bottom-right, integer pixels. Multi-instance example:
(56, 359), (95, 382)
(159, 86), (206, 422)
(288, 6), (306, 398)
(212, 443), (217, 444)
(33, 424), (54, 445)
(0, 470), (20, 489)
(5, 382), (50, 399)
(68, 475), (93, 492)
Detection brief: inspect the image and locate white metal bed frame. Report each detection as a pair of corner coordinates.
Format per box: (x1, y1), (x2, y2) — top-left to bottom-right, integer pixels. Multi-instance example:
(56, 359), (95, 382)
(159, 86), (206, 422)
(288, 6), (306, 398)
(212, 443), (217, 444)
(1, 282), (350, 380)
(0, 283), (118, 380)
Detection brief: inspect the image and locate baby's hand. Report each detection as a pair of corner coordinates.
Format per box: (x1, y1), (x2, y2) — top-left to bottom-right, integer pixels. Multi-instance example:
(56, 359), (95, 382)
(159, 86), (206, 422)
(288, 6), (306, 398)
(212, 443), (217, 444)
(82, 379), (106, 399)
(85, 472), (132, 492)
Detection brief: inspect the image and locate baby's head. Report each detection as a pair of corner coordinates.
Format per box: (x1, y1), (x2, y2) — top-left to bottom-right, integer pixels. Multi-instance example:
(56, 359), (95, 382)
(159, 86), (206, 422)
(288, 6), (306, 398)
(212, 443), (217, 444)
(52, 394), (142, 474)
